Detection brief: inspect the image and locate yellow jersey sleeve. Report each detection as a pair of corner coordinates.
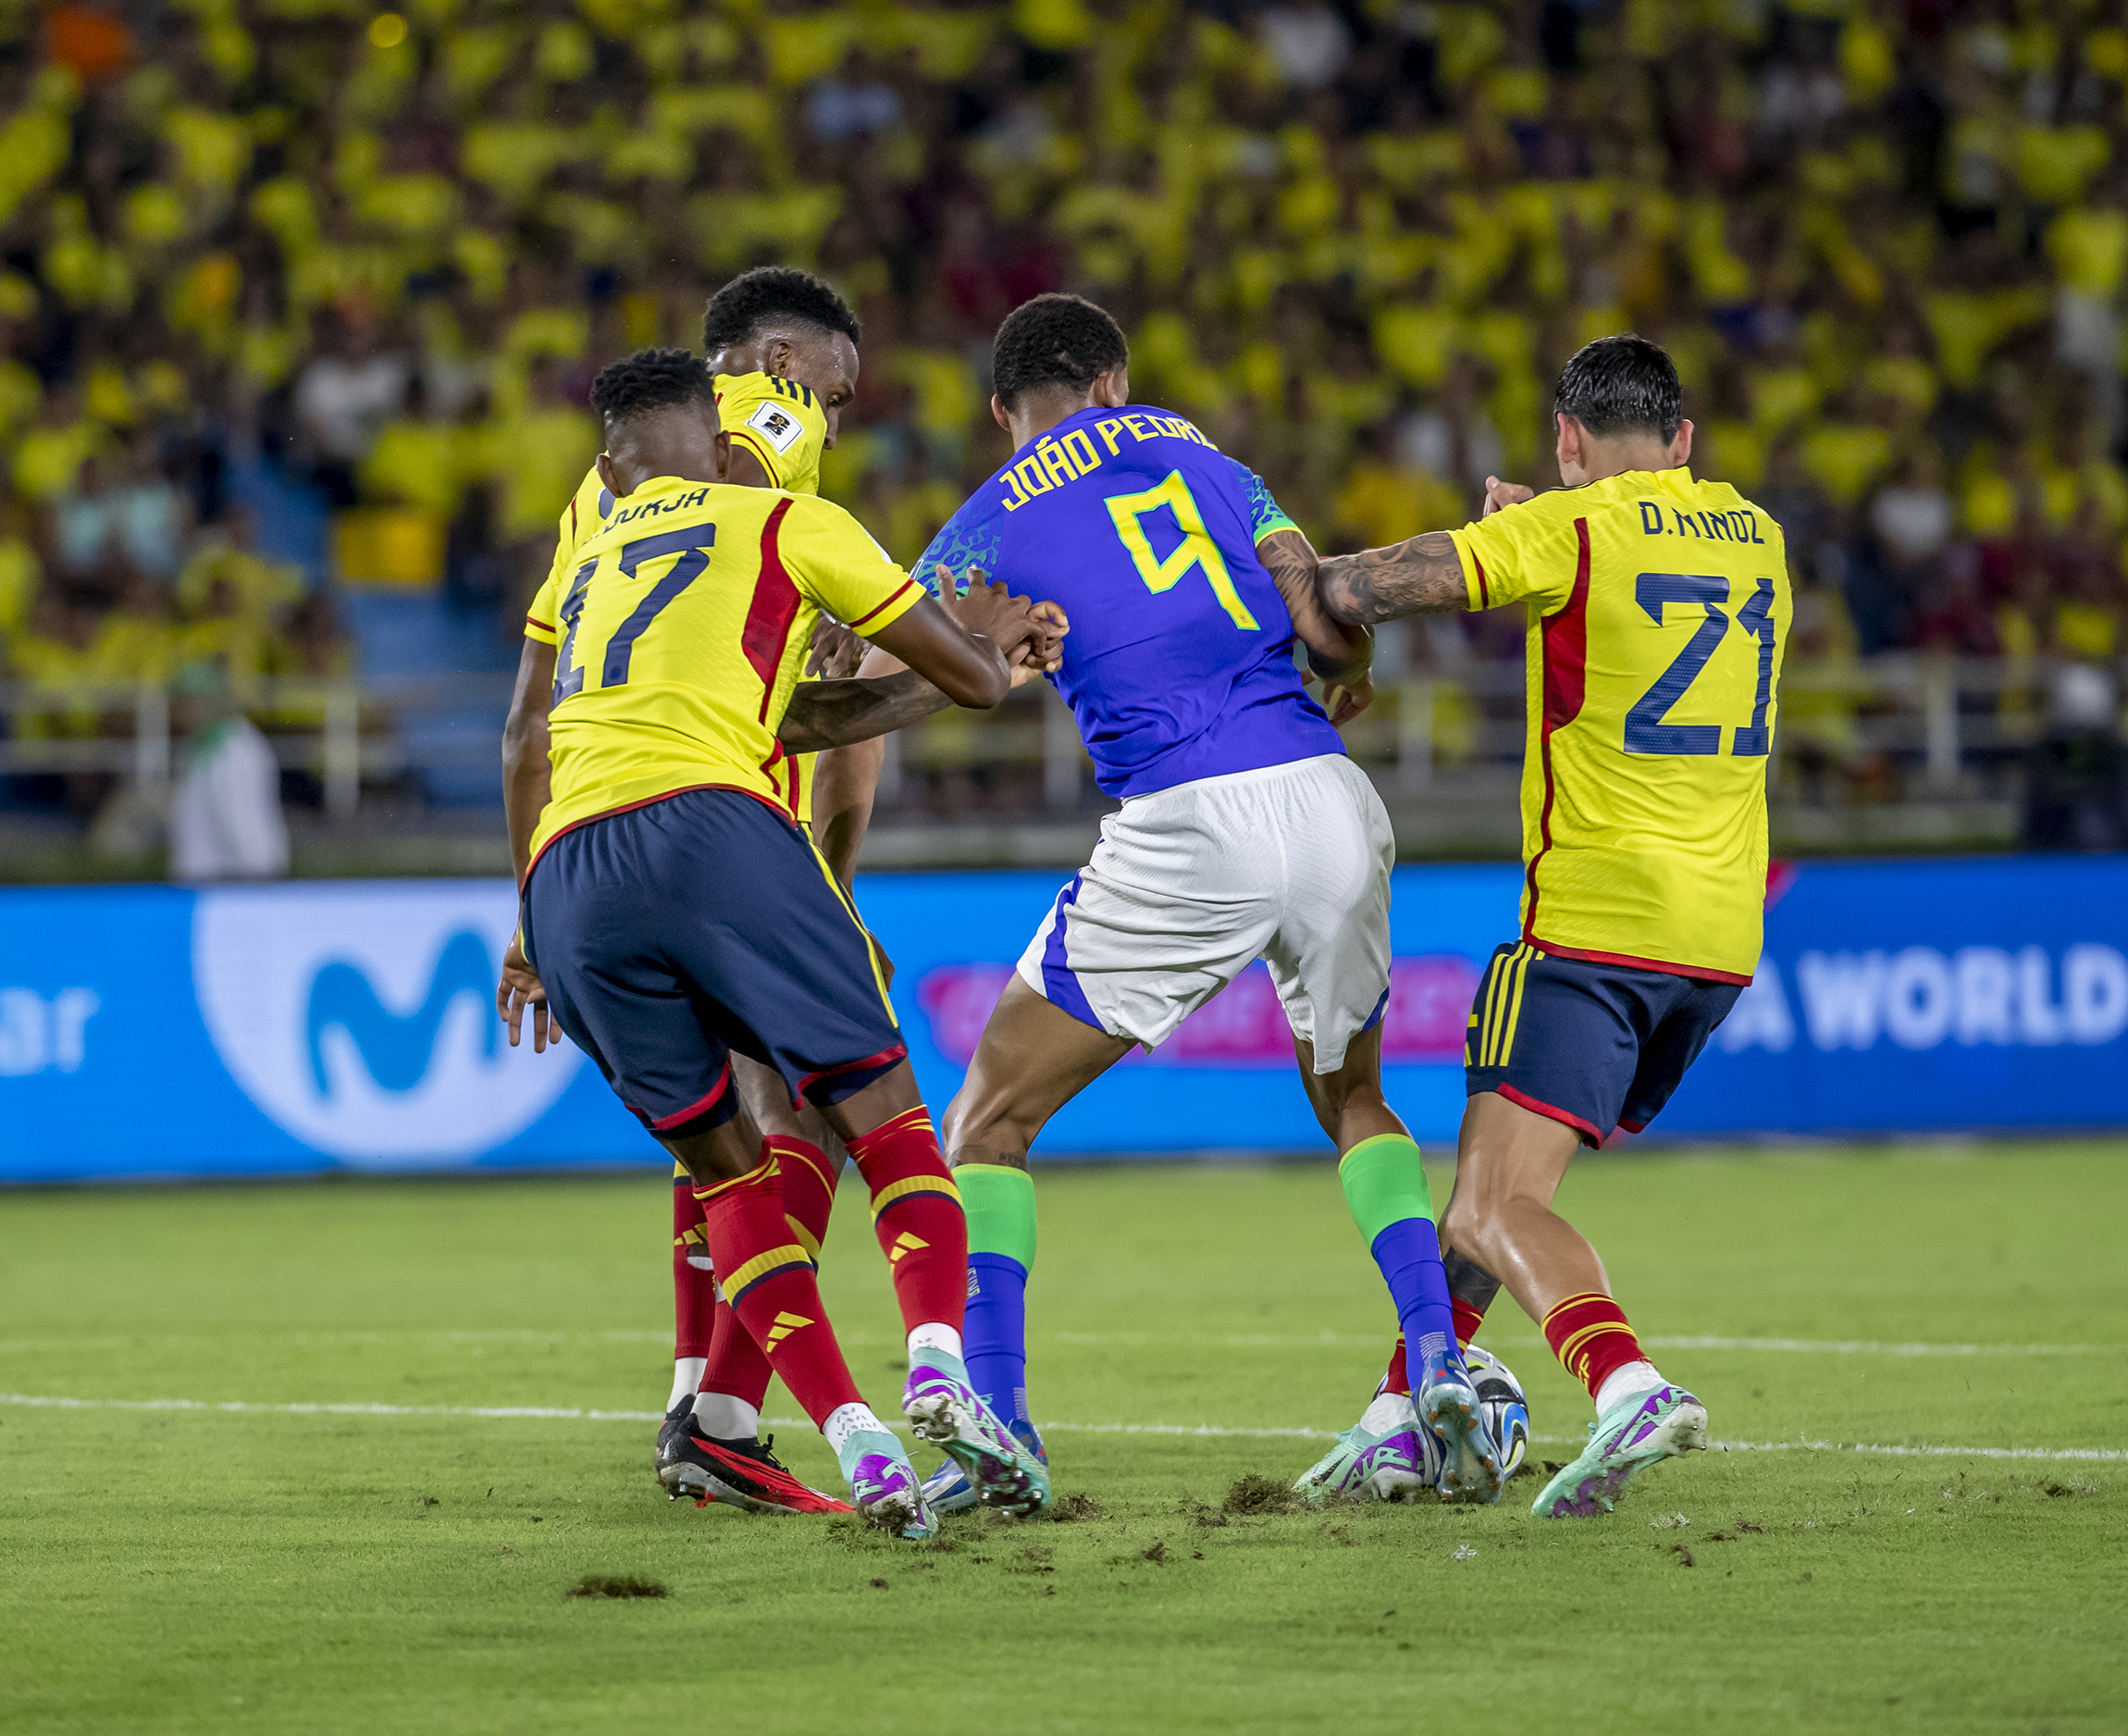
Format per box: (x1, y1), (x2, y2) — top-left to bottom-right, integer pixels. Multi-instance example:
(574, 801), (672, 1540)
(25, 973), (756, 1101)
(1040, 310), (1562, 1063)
(1448, 492), (1586, 614)
(526, 567), (562, 645)
(773, 494), (924, 637)
(529, 465), (614, 644)
(715, 371), (828, 496)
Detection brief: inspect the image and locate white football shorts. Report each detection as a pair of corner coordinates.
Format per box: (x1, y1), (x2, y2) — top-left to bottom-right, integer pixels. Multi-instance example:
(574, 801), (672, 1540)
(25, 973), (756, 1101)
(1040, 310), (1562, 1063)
(1014, 753), (1394, 1073)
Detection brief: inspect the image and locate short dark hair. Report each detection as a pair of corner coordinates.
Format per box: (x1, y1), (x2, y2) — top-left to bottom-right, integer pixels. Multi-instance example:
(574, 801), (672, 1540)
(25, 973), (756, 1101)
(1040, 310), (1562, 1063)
(700, 267), (860, 354)
(1553, 335), (1682, 443)
(992, 293), (1130, 409)
(589, 348), (714, 428)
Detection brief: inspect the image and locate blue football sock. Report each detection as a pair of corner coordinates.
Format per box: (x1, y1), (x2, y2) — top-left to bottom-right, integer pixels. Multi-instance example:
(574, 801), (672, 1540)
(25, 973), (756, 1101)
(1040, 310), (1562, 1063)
(963, 1252), (1030, 1423)
(1341, 1134), (1463, 1387)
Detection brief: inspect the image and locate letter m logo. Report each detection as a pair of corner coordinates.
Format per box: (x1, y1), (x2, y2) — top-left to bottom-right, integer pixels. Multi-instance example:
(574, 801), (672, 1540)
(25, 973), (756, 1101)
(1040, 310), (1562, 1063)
(305, 931), (497, 1095)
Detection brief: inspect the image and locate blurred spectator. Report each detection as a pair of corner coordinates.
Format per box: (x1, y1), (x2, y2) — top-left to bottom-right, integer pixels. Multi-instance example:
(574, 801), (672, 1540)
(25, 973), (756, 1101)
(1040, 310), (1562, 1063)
(1260, 3), (1352, 90)
(169, 661), (289, 883)
(806, 51), (903, 144)
(294, 317), (412, 507)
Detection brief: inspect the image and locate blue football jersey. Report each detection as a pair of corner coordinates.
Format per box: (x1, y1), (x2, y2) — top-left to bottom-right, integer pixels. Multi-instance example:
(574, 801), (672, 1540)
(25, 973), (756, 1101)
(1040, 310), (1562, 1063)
(910, 405), (1344, 799)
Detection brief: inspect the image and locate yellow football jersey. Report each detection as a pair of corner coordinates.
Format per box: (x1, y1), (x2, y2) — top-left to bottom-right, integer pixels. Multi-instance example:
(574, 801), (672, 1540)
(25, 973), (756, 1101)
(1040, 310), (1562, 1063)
(1449, 467), (1789, 983)
(523, 477), (922, 872)
(528, 370), (835, 819)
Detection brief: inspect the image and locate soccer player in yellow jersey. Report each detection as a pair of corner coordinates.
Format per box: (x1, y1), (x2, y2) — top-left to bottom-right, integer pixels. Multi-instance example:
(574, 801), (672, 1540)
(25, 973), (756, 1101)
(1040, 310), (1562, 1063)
(497, 350), (1057, 1536)
(1309, 336), (1789, 1518)
(525, 270), (894, 1512)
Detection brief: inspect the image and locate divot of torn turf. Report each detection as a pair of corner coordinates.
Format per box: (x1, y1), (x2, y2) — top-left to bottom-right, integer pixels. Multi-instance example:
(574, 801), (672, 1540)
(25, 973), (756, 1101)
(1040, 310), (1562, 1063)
(564, 1574), (667, 1600)
(1222, 1472), (1301, 1515)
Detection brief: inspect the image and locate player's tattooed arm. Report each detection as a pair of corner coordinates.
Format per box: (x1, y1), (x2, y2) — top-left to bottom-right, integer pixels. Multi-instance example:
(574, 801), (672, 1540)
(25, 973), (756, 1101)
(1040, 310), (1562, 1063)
(1257, 527), (1374, 725)
(775, 669), (958, 751)
(1316, 531), (1469, 625)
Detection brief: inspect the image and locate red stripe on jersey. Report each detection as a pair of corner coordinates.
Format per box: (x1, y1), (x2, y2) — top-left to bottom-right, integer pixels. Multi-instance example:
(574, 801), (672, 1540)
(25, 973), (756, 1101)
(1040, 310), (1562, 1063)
(1470, 550), (1489, 609)
(742, 496), (801, 722)
(1526, 937), (1754, 986)
(526, 614), (554, 634)
(1542, 522), (1591, 729)
(846, 578), (917, 630)
(1521, 518), (1592, 944)
(761, 740), (798, 818)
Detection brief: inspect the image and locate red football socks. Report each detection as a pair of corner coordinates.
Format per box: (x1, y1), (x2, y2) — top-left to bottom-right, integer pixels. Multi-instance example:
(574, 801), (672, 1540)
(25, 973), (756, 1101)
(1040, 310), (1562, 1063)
(1379, 1292), (1490, 1395)
(671, 1168), (718, 1362)
(691, 1152), (862, 1427)
(1452, 1297), (1488, 1349)
(845, 1106), (967, 1333)
(1541, 1290), (1646, 1401)
(1377, 1334), (1409, 1397)
(698, 1135), (839, 1411)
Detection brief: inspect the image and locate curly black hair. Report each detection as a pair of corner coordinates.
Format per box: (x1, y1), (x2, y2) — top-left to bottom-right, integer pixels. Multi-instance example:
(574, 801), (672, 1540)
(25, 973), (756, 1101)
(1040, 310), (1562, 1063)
(1553, 335), (1683, 442)
(991, 293), (1130, 410)
(588, 347), (714, 427)
(700, 267), (861, 354)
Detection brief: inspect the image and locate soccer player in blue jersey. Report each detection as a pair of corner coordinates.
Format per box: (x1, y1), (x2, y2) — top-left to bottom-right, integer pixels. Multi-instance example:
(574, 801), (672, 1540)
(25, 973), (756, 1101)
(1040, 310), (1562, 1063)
(891, 294), (1506, 1509)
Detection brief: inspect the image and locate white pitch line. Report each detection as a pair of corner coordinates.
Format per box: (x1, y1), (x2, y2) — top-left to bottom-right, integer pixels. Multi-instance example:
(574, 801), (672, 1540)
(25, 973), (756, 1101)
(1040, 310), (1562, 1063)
(1529, 1431), (2127, 1465)
(1055, 1332), (2121, 1358)
(1632, 1336), (2117, 1358)
(6, 1392), (2121, 1461)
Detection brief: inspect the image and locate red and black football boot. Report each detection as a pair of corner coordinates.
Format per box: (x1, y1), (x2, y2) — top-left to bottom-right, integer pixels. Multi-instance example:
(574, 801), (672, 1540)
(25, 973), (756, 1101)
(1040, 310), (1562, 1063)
(655, 1404), (853, 1515)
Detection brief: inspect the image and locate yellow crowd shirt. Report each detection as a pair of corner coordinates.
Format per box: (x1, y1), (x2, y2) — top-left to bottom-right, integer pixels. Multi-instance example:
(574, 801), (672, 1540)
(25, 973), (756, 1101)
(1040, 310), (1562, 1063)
(522, 477), (922, 872)
(531, 370), (833, 816)
(1449, 468), (1789, 984)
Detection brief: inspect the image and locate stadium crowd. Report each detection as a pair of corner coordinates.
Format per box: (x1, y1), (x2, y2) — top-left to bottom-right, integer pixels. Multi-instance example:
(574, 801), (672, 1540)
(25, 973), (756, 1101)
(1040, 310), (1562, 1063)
(0, 0), (2124, 817)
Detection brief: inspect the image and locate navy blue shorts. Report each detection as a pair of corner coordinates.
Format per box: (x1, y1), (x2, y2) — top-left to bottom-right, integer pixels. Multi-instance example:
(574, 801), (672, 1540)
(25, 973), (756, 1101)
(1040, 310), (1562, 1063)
(1463, 941), (1742, 1147)
(522, 787), (905, 1139)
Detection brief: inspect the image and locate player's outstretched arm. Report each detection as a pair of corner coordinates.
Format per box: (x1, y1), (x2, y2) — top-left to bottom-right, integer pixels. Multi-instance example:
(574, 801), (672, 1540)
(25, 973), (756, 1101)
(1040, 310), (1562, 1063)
(1256, 527), (1375, 725)
(778, 585), (1068, 751)
(776, 668), (959, 751)
(1316, 530), (1470, 625)
(864, 576), (1047, 710)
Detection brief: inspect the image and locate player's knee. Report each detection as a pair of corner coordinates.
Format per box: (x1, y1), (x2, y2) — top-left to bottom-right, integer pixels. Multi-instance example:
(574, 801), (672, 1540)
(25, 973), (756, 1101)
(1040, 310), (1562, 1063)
(941, 1102), (1034, 1170)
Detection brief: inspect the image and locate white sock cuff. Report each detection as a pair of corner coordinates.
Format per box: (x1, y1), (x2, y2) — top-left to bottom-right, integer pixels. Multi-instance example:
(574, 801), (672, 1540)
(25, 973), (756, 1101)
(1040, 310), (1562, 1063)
(691, 1391), (761, 1441)
(908, 1322), (963, 1363)
(1360, 1390), (1418, 1434)
(665, 1357), (707, 1413)
(823, 1401), (888, 1458)
(1592, 1359), (1664, 1417)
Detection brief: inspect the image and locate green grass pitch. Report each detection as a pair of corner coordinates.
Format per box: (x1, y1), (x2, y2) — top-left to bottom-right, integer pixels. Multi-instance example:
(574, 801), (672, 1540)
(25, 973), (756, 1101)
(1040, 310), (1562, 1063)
(4, 1141), (2125, 1734)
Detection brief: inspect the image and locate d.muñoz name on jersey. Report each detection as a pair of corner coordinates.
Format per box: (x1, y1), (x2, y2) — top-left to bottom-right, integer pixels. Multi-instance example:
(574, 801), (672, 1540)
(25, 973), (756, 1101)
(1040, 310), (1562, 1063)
(1449, 468), (1790, 985)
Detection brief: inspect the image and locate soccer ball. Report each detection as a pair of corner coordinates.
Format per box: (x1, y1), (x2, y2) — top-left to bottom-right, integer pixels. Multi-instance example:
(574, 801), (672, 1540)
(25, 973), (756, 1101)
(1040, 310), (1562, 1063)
(1466, 1345), (1531, 1481)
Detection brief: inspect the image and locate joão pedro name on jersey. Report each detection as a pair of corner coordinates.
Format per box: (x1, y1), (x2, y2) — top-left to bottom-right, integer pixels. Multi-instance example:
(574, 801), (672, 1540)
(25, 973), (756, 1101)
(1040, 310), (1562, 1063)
(997, 413), (1220, 513)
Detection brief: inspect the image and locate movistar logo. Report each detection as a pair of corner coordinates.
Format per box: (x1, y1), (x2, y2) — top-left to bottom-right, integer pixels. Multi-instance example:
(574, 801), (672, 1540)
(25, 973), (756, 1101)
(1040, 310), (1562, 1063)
(192, 887), (581, 1164)
(306, 930), (496, 1096)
